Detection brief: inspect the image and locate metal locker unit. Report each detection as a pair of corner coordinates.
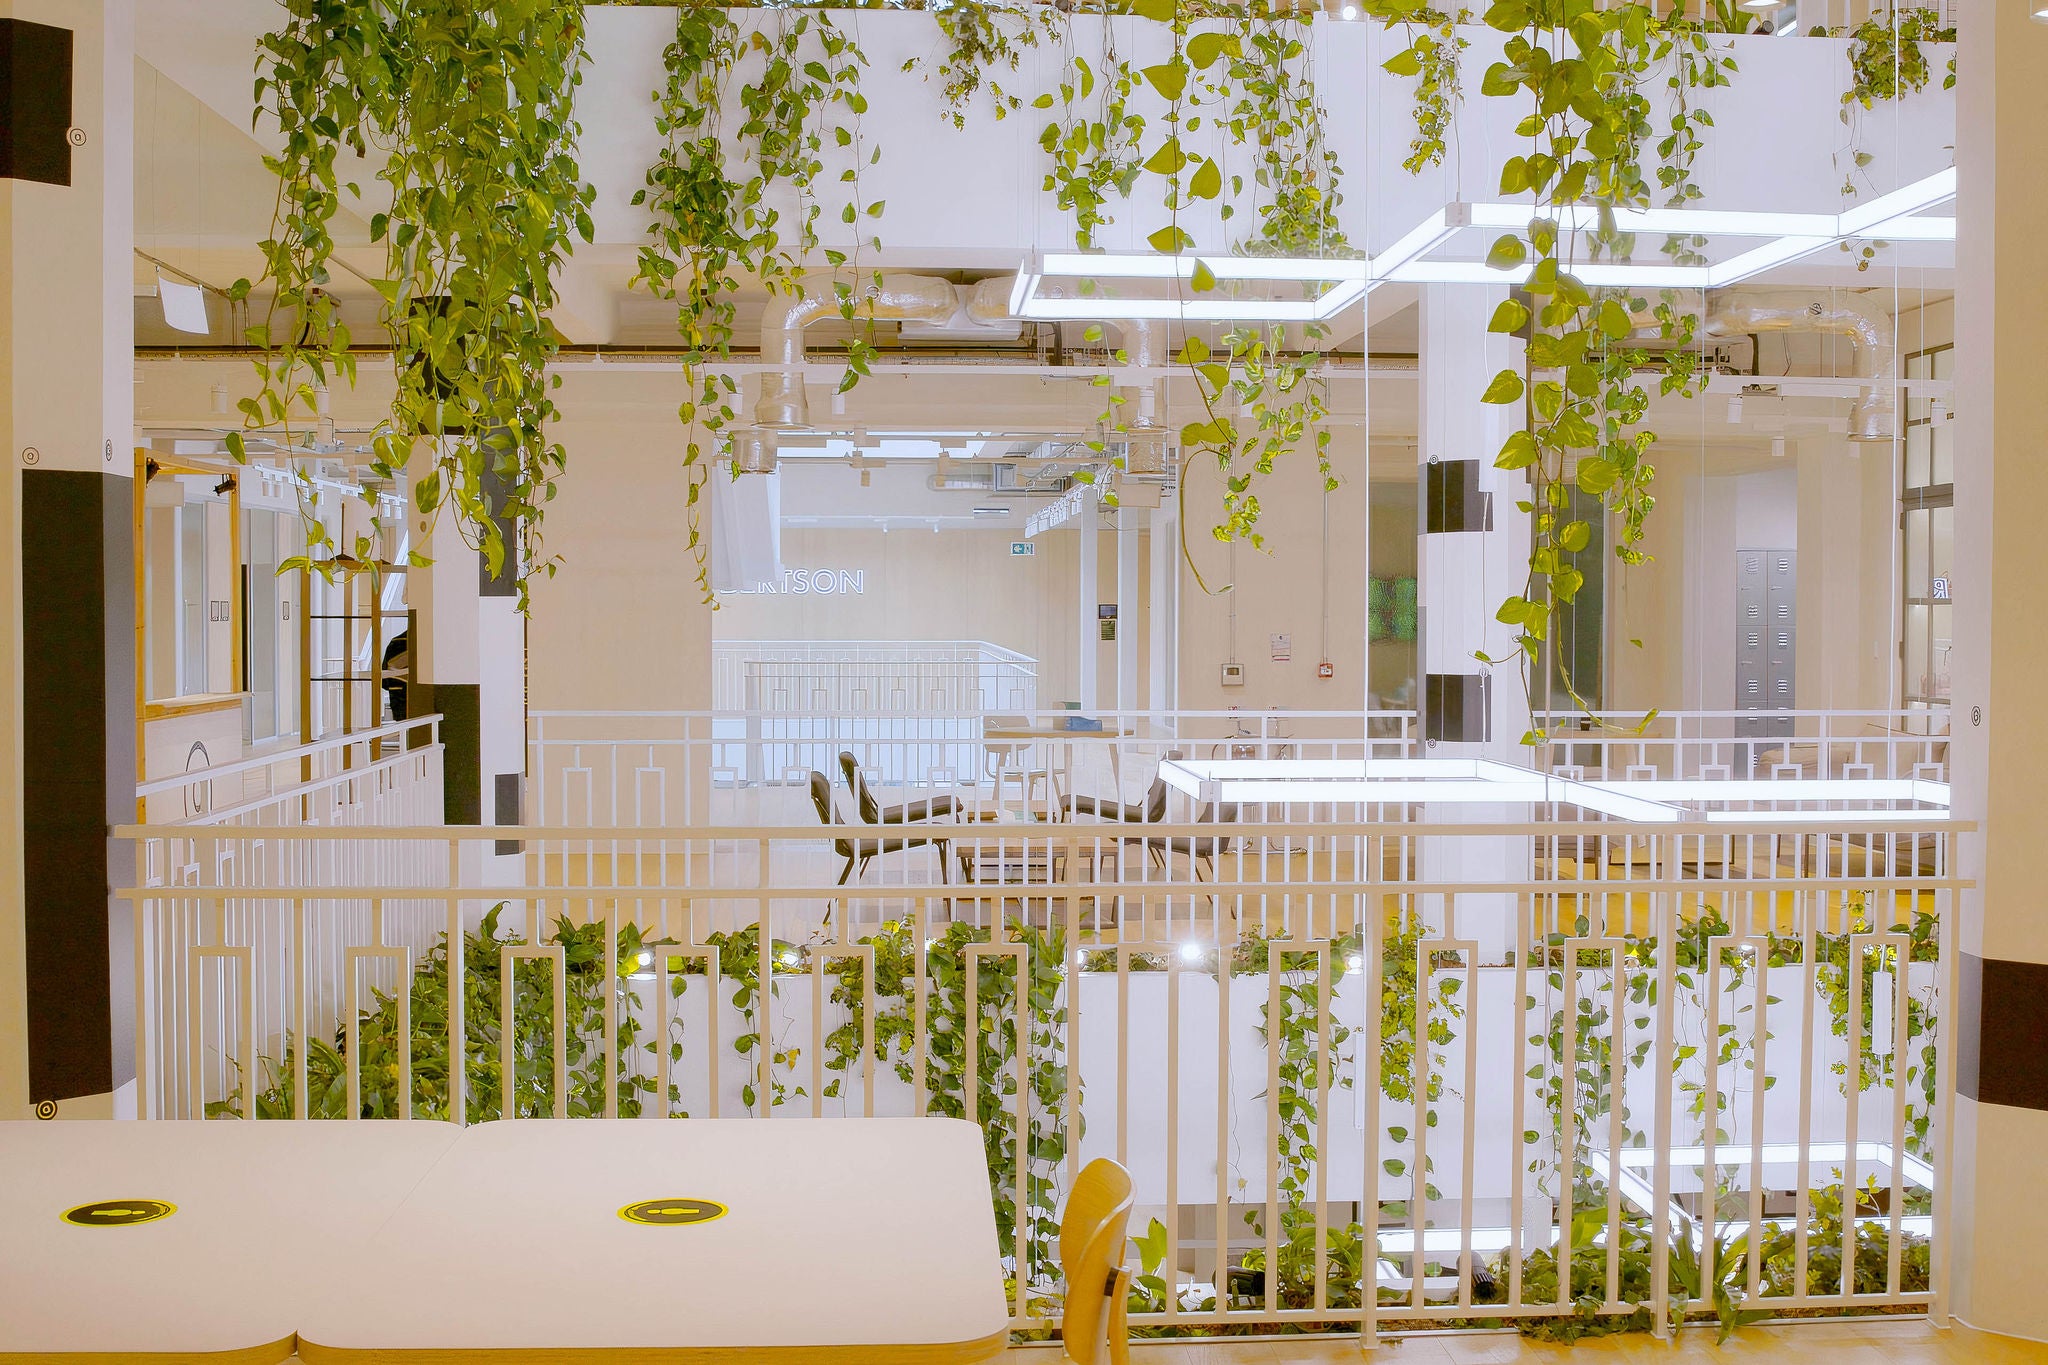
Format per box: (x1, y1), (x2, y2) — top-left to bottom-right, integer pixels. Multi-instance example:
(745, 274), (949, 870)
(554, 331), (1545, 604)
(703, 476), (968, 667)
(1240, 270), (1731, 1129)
(1735, 547), (1796, 743)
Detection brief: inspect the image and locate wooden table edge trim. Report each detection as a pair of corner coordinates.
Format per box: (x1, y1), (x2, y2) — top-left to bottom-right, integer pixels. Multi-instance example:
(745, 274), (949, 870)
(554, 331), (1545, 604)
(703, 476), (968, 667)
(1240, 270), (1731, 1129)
(0, 1335), (298, 1365)
(296, 1329), (1010, 1365)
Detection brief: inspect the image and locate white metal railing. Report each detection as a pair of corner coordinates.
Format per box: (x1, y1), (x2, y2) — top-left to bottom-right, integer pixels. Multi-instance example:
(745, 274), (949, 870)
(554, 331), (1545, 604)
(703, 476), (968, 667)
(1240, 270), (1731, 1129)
(712, 640), (1040, 715)
(1539, 709), (1951, 782)
(528, 708), (1422, 827)
(138, 714), (446, 826)
(122, 805), (1963, 1342)
(131, 715), (448, 1102)
(530, 707), (1947, 830)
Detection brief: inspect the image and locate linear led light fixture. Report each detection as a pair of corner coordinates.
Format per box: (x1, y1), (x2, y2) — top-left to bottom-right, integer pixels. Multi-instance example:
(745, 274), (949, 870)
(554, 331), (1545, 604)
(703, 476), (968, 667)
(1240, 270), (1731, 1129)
(1011, 252), (1369, 323)
(1155, 758), (1954, 825)
(1378, 167), (1956, 292)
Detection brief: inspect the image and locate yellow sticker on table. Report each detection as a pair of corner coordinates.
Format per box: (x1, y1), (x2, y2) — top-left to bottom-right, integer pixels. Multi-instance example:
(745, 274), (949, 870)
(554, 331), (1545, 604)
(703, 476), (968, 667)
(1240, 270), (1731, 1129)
(63, 1199), (176, 1228)
(618, 1198), (726, 1226)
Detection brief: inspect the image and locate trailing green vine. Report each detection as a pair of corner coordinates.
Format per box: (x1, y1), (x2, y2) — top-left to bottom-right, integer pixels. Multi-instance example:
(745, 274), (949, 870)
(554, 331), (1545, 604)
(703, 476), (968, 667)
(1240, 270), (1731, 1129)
(209, 905), (664, 1121)
(821, 918), (1074, 1291)
(914, 0), (1061, 129)
(1374, 2), (1472, 174)
(1470, 0), (1726, 736)
(1830, 6), (1954, 270)
(635, 6), (884, 602)
(1038, 3), (1146, 251)
(232, 0), (596, 609)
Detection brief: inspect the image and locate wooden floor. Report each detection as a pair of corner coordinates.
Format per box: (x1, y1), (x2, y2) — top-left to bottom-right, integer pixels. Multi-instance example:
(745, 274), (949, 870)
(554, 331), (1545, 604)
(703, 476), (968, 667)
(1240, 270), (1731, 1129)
(1003, 1320), (2048, 1362)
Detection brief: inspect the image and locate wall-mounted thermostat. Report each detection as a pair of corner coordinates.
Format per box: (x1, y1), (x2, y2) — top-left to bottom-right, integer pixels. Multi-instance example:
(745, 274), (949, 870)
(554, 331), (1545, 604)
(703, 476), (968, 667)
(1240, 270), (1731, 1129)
(1220, 663), (1244, 687)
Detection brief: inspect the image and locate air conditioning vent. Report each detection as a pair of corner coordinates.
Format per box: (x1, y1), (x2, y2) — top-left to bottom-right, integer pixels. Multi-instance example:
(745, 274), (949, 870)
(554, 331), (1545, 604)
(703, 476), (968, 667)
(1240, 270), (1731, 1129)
(928, 462), (1019, 492)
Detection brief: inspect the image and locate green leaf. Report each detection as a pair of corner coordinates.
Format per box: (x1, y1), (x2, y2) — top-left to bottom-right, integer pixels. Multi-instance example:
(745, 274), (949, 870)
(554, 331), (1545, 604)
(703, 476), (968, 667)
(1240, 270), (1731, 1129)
(1488, 298), (1530, 334)
(1383, 48), (1423, 77)
(1188, 158), (1222, 201)
(1148, 225), (1193, 253)
(1143, 136), (1188, 176)
(1187, 31), (1235, 70)
(1486, 234), (1527, 271)
(1480, 369), (1525, 405)
(1130, 0), (1177, 21)
(1141, 61), (1187, 103)
(1495, 429), (1539, 469)
(1191, 259), (1217, 292)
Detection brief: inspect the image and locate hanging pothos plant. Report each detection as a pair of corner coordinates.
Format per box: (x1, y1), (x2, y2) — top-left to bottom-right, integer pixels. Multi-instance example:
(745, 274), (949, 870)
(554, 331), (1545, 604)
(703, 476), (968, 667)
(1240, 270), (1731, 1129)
(1462, 0), (1733, 736)
(230, 0), (595, 609)
(1370, 0), (1472, 173)
(634, 4), (885, 602)
(1831, 6), (1954, 270)
(1038, 1), (1146, 251)
(911, 0), (1062, 130)
(1052, 0), (1348, 587)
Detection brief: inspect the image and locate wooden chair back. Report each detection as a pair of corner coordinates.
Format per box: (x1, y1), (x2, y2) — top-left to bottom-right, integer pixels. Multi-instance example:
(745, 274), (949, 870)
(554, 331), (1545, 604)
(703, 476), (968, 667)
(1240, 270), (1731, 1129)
(1059, 1157), (1134, 1365)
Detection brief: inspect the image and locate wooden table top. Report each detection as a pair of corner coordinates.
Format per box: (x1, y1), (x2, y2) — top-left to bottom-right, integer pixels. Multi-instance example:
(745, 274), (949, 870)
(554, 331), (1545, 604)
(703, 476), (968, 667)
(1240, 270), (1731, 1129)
(982, 725), (1132, 740)
(0, 1118), (462, 1364)
(297, 1117), (1010, 1364)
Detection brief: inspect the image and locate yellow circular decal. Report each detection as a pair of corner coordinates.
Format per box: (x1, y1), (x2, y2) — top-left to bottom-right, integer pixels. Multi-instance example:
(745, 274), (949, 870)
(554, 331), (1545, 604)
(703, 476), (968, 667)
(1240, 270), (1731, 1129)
(618, 1198), (726, 1227)
(63, 1199), (177, 1228)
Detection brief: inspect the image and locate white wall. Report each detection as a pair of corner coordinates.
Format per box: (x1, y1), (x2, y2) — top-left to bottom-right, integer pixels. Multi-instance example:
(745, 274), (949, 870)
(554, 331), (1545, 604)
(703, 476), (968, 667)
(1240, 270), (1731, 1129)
(527, 370), (716, 717)
(1176, 439), (1373, 715)
(711, 522), (1152, 711)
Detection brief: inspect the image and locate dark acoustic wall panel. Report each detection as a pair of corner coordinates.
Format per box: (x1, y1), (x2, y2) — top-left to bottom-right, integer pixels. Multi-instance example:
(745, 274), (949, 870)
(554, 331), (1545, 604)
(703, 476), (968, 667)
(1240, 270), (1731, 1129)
(23, 470), (134, 1101)
(1959, 952), (2048, 1112)
(424, 683), (482, 825)
(1424, 459), (1494, 535)
(477, 458), (519, 598)
(1425, 671), (1491, 746)
(494, 773), (524, 855)
(0, 18), (73, 186)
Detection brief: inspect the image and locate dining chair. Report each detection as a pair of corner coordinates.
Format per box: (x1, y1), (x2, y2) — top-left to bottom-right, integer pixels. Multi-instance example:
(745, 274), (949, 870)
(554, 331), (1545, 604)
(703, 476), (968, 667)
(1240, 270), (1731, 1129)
(1058, 1158), (1134, 1365)
(1064, 751), (1179, 825)
(982, 714), (1059, 814)
(838, 751), (961, 825)
(808, 771), (950, 886)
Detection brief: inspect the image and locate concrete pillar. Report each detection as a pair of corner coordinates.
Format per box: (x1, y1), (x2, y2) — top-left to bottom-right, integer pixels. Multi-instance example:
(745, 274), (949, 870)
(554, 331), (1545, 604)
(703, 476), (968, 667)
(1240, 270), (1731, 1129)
(1415, 284), (1533, 961)
(410, 459), (526, 913)
(1948, 0), (2048, 1336)
(0, 0), (136, 1118)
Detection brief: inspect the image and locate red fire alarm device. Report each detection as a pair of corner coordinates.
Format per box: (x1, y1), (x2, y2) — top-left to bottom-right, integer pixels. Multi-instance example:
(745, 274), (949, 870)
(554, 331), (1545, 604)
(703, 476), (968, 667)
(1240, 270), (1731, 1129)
(1317, 660), (1335, 680)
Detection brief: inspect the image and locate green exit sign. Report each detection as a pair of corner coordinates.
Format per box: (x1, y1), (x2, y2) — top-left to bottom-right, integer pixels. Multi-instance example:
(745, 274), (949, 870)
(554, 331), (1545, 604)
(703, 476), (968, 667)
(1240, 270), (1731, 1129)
(1011, 541), (1035, 556)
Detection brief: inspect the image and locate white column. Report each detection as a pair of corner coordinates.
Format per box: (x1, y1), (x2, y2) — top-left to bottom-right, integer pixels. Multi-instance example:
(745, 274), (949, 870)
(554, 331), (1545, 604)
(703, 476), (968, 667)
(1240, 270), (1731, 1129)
(1418, 284), (1533, 761)
(410, 467), (527, 920)
(1948, 0), (2048, 1335)
(1077, 489), (1099, 712)
(1415, 284), (1532, 962)
(1, 0), (137, 1116)
(1116, 505), (1138, 717)
(1148, 506), (1175, 715)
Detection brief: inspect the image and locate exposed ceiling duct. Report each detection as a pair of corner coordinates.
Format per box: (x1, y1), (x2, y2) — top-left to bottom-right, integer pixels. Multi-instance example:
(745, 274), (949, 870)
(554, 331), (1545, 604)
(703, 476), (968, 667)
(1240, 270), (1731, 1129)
(1702, 289), (1897, 443)
(1109, 319), (1168, 474)
(754, 274), (992, 430)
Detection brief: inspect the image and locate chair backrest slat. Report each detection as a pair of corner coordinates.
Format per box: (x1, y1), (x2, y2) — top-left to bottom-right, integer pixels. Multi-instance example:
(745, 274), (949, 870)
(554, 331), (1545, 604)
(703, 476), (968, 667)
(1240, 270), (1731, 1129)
(1059, 1158), (1134, 1365)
